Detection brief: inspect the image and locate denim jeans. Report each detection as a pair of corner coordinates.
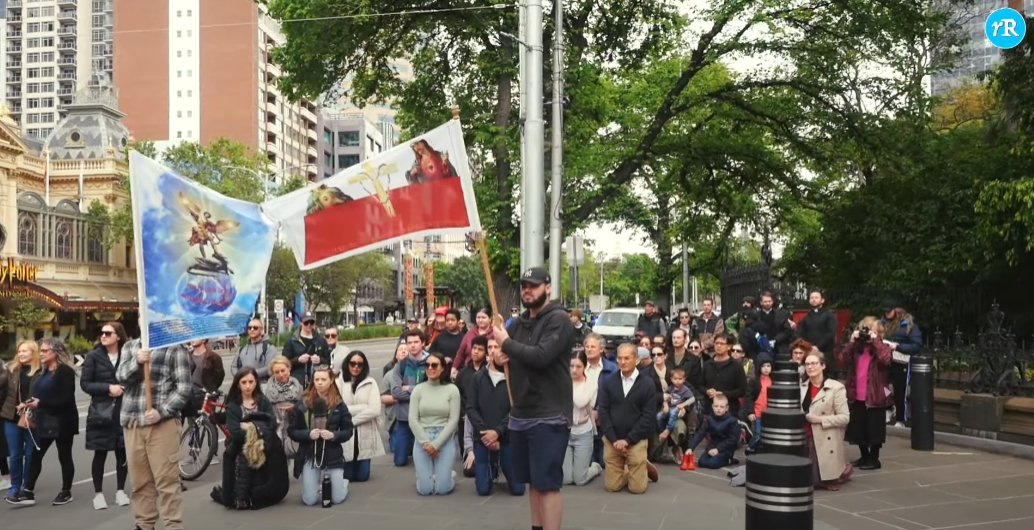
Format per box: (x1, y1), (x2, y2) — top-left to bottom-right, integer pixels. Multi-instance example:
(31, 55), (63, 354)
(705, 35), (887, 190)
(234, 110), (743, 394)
(747, 418), (763, 452)
(413, 426), (456, 496)
(342, 459), (371, 482)
(392, 421), (415, 466)
(473, 440), (524, 496)
(658, 408), (683, 431)
(697, 451), (734, 469)
(4, 420), (36, 496)
(300, 463), (348, 506)
(563, 430), (601, 486)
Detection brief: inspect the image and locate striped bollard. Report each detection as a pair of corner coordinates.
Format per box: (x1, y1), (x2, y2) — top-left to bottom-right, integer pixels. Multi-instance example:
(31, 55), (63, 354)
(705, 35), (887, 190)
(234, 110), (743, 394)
(745, 453), (813, 530)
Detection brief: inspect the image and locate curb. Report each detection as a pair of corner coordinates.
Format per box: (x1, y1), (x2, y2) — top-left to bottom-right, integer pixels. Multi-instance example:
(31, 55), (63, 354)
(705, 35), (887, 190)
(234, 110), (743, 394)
(887, 425), (1034, 460)
(341, 337), (401, 346)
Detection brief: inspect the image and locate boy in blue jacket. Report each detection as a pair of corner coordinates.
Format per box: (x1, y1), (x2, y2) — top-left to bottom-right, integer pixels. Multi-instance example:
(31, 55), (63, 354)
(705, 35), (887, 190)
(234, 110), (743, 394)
(686, 395), (741, 469)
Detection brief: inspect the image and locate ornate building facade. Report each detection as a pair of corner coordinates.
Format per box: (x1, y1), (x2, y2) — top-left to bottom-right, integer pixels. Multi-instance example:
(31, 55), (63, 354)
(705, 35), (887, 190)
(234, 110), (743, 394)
(0, 85), (137, 349)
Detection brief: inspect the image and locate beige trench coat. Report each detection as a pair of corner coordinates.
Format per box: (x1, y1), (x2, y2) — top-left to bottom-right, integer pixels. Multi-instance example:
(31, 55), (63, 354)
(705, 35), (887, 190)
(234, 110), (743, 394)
(806, 379), (851, 482)
(337, 375), (386, 462)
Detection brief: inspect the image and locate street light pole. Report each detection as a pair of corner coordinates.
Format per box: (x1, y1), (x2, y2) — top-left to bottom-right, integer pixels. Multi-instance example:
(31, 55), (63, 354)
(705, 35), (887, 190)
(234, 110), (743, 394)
(523, 0), (546, 269)
(548, 0), (564, 291)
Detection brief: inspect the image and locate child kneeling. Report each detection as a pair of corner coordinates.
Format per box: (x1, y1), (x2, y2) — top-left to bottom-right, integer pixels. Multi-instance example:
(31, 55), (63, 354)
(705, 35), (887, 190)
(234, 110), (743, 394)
(289, 367), (355, 506)
(686, 395), (741, 469)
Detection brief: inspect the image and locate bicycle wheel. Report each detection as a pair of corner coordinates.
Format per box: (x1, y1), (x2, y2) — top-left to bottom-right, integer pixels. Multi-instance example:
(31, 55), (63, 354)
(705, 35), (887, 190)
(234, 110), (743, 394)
(178, 417), (217, 481)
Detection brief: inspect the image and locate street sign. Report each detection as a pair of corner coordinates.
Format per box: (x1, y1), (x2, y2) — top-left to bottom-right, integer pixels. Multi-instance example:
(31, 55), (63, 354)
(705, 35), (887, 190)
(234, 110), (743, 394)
(274, 299), (284, 313)
(258, 303), (266, 316)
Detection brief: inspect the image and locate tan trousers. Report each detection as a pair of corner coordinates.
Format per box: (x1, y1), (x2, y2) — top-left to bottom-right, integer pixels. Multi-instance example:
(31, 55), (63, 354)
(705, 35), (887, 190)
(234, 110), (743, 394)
(603, 438), (649, 494)
(124, 419), (183, 530)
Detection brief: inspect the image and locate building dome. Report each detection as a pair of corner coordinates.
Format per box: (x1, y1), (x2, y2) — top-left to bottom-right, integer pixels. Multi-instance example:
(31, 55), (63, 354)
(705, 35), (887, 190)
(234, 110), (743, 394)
(44, 85), (130, 161)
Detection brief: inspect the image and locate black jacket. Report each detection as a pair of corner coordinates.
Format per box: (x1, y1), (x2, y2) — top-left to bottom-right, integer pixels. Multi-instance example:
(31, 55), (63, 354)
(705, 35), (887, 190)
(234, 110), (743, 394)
(218, 412), (289, 510)
(80, 347), (125, 450)
(456, 362), (485, 409)
(598, 370), (657, 445)
(667, 349), (705, 391)
(289, 400), (354, 477)
(430, 330), (464, 360)
(798, 308), (838, 354)
(32, 363), (79, 438)
(758, 308), (793, 352)
(465, 368), (511, 442)
(635, 313), (667, 339)
(227, 397), (277, 445)
(502, 301), (575, 423)
(281, 334), (331, 384)
(701, 357), (747, 416)
(689, 413), (741, 455)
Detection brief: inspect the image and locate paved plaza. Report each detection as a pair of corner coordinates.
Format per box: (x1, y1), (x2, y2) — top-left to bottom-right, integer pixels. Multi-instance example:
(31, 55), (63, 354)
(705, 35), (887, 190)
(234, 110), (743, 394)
(6, 339), (1034, 529)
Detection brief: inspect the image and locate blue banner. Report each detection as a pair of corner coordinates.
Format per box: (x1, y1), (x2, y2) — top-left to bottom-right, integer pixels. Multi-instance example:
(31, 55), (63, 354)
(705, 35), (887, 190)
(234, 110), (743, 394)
(130, 152), (275, 349)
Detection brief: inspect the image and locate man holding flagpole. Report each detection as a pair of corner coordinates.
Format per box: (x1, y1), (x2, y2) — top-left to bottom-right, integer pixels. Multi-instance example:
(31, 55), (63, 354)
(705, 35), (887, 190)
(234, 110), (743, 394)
(493, 267), (575, 530)
(117, 338), (192, 530)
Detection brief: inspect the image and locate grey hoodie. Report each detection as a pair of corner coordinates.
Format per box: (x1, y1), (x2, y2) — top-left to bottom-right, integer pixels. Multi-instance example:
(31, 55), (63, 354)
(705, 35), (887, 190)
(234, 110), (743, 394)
(233, 339), (278, 381)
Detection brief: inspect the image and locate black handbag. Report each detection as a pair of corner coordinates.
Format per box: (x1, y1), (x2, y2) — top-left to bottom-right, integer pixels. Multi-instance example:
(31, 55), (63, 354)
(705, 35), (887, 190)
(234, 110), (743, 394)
(37, 412), (61, 439)
(87, 399), (118, 428)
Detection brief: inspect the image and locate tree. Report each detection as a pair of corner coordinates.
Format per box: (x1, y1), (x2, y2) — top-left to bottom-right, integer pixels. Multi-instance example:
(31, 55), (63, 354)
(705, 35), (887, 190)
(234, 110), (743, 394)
(345, 253), (394, 324)
(266, 0), (960, 296)
(266, 245), (301, 308)
(300, 260), (353, 321)
(0, 301), (51, 332)
(435, 256), (490, 311)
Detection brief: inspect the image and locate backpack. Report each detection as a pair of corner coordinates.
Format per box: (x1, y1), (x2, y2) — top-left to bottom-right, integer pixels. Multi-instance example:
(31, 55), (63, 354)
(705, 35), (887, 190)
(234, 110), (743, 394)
(235, 342), (270, 374)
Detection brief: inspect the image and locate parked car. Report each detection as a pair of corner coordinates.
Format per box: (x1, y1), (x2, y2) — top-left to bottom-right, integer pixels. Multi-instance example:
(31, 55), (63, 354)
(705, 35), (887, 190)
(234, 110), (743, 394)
(592, 307), (643, 352)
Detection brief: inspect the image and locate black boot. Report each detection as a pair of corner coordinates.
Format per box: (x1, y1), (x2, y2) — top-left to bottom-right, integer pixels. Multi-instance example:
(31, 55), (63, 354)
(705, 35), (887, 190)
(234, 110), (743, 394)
(851, 446), (870, 467)
(859, 445), (882, 470)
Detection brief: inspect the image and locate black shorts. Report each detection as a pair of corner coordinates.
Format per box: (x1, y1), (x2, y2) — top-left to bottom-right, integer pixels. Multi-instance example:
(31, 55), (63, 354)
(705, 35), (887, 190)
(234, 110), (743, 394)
(510, 422), (570, 491)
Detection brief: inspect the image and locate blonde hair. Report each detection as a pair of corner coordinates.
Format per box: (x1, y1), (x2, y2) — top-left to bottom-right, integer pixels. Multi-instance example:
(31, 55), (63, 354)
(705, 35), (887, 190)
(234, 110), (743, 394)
(712, 394), (729, 406)
(268, 355), (292, 373)
(805, 350), (826, 365)
(858, 316), (885, 336)
(8, 340), (42, 376)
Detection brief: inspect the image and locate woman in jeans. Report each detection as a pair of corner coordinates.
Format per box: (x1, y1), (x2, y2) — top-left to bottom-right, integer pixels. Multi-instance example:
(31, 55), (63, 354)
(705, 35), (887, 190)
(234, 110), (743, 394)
(289, 366), (354, 506)
(80, 322), (131, 510)
(20, 339), (79, 506)
(563, 351), (601, 485)
(336, 351), (384, 482)
(409, 353), (460, 496)
(1, 341), (41, 501)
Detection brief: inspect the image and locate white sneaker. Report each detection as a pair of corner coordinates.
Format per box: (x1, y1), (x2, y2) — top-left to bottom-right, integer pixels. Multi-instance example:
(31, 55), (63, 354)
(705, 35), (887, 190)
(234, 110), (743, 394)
(93, 493), (108, 510)
(0, 478), (11, 491)
(114, 490), (130, 506)
(211, 457), (220, 465)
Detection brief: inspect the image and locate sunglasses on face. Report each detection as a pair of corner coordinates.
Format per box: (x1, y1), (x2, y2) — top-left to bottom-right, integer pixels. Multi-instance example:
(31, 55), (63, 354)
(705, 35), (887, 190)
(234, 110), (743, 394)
(426, 363), (442, 369)
(325, 334), (337, 339)
(100, 330), (115, 337)
(732, 348), (744, 353)
(303, 321), (315, 326)
(348, 361), (364, 368)
(689, 345), (700, 349)
(651, 352), (665, 358)
(248, 326), (261, 331)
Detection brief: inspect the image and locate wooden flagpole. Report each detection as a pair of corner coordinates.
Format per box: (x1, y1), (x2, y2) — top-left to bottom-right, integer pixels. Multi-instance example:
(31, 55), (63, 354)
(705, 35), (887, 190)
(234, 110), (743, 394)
(144, 361), (153, 411)
(476, 233), (515, 406)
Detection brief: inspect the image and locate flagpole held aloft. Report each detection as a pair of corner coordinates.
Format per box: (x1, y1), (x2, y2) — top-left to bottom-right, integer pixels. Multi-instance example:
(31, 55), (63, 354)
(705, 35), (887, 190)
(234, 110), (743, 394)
(476, 232), (515, 406)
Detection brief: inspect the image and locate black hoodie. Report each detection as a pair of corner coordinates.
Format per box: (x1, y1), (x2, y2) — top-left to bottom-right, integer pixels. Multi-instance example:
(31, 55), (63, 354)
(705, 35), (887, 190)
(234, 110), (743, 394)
(502, 301), (575, 423)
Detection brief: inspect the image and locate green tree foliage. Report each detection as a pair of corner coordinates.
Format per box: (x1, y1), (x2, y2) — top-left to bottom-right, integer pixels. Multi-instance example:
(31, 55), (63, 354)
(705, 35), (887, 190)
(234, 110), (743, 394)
(299, 252), (394, 323)
(0, 301), (51, 332)
(265, 0), (960, 300)
(266, 245), (301, 308)
(434, 256), (490, 312)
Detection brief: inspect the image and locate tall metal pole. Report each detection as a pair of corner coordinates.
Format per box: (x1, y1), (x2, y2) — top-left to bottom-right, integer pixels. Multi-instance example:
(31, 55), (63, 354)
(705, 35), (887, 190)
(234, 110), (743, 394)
(548, 0), (564, 289)
(518, 3), (529, 275)
(260, 173), (269, 323)
(523, 0), (546, 269)
(682, 242), (689, 309)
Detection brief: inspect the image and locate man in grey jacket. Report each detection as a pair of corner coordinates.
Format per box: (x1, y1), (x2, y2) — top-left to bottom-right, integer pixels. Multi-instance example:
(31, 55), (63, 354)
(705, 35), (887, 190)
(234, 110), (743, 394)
(232, 318), (278, 381)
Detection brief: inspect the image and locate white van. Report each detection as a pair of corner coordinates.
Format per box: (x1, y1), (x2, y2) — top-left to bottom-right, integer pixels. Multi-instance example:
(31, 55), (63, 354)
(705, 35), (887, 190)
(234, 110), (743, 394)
(592, 307), (642, 351)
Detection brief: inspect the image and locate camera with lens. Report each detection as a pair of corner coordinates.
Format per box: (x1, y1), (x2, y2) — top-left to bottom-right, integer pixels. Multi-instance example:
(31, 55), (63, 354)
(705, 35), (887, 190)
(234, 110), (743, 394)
(857, 328), (871, 343)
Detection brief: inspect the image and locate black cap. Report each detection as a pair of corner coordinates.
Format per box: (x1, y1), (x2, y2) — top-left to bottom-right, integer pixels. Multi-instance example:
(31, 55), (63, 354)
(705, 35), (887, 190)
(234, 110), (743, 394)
(880, 298), (902, 312)
(301, 311), (316, 323)
(520, 267), (551, 285)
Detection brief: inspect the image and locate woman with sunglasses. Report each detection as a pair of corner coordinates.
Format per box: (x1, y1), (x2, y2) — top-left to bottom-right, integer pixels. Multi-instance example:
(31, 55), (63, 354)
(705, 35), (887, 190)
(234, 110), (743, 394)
(80, 323), (131, 510)
(282, 314), (330, 387)
(22, 339), (79, 507)
(289, 366), (354, 506)
(336, 351), (384, 483)
(408, 353), (460, 495)
(325, 328), (350, 376)
(1, 341), (41, 504)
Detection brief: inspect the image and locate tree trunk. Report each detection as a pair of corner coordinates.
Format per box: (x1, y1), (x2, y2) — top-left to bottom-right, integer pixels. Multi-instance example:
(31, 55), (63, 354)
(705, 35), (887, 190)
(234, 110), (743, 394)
(654, 198), (675, 314)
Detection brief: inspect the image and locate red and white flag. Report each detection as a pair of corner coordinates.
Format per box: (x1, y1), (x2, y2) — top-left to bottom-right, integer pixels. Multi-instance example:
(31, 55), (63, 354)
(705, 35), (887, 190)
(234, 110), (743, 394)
(263, 119), (481, 270)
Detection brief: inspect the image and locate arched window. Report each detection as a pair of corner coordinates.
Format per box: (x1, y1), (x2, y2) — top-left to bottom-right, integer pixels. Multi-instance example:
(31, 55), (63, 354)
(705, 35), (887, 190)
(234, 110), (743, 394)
(17, 213), (37, 256)
(87, 225), (105, 263)
(55, 219), (72, 260)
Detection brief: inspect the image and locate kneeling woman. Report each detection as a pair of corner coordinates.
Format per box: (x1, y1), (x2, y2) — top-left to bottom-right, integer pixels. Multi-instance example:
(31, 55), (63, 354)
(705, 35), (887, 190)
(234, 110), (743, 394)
(801, 351), (852, 490)
(213, 367), (289, 510)
(409, 353), (460, 496)
(289, 366), (354, 506)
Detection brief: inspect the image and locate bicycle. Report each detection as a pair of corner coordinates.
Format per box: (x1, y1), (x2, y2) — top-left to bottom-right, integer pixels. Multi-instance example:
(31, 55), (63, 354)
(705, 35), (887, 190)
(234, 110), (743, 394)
(179, 389), (231, 481)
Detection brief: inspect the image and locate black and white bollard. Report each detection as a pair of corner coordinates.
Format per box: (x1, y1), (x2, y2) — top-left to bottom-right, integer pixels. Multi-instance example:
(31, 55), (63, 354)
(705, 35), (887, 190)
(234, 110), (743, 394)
(910, 354), (935, 451)
(760, 356), (807, 457)
(745, 453), (813, 530)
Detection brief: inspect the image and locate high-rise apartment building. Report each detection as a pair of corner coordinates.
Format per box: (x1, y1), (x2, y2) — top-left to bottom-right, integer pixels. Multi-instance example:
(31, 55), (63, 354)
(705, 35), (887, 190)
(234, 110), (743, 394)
(931, 0), (1034, 96)
(317, 112), (395, 180)
(4, 0), (113, 140)
(113, 0), (319, 183)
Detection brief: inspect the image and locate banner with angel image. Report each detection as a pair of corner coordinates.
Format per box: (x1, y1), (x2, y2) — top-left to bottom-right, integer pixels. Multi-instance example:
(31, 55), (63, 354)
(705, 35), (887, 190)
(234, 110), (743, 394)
(263, 119), (482, 270)
(130, 152), (276, 349)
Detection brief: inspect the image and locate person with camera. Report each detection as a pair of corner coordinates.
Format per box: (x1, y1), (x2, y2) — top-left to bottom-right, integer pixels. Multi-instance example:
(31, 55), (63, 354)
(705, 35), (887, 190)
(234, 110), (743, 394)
(80, 322), (131, 510)
(2, 341), (41, 504)
(837, 317), (894, 471)
(288, 366), (354, 506)
(21, 339), (79, 507)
